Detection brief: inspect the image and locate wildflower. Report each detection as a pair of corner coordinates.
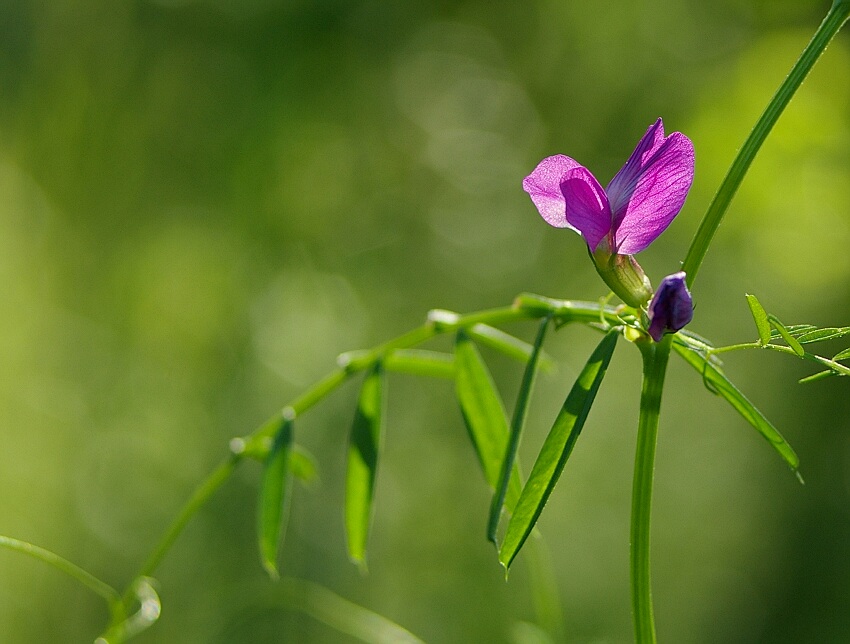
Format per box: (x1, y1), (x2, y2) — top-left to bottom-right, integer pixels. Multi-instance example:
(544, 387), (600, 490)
(523, 118), (694, 307)
(646, 271), (694, 341)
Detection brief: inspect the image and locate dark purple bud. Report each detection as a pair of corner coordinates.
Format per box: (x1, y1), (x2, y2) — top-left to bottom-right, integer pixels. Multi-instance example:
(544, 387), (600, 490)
(646, 272), (693, 341)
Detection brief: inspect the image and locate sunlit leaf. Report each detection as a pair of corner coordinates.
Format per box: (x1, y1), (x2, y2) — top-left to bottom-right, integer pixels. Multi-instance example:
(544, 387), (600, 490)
(258, 419), (294, 579)
(499, 330), (618, 570)
(454, 332), (522, 509)
(768, 324), (816, 339)
(834, 347), (850, 361)
(468, 323), (555, 371)
(345, 363), (385, 568)
(795, 327), (850, 343)
(745, 294), (771, 345)
(799, 370), (835, 384)
(384, 349), (455, 379)
(768, 315), (805, 356)
(673, 343), (799, 471)
(488, 316), (551, 544)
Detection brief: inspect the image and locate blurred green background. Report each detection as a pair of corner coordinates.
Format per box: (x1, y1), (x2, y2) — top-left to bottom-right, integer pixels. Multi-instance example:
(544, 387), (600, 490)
(1, 1), (849, 642)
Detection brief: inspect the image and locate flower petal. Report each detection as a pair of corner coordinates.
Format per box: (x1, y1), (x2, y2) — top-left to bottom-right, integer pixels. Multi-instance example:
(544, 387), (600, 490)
(606, 118), (666, 216)
(561, 167), (612, 252)
(609, 127), (695, 255)
(522, 155), (582, 230)
(647, 271), (694, 341)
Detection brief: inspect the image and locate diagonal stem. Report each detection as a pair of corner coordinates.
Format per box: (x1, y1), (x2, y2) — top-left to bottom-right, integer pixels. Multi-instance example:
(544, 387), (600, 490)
(682, 0), (850, 287)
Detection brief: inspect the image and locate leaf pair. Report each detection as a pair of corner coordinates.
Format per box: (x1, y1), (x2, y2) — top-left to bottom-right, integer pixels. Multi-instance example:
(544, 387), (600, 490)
(746, 293), (850, 382)
(456, 318), (619, 570)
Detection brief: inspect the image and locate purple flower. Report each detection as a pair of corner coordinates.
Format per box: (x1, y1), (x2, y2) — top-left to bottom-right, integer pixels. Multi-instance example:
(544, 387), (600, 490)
(523, 118), (694, 255)
(646, 271), (694, 341)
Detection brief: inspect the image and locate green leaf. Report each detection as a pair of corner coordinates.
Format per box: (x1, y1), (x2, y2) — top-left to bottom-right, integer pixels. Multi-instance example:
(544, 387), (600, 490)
(799, 370), (835, 384)
(499, 330), (618, 569)
(745, 294), (771, 345)
(768, 324), (816, 339)
(673, 343), (799, 471)
(454, 332), (522, 509)
(345, 363), (385, 568)
(384, 349), (455, 379)
(258, 419), (294, 579)
(768, 315), (805, 357)
(795, 327), (850, 343)
(468, 323), (555, 371)
(290, 444), (319, 484)
(488, 315), (551, 544)
(834, 347), (850, 361)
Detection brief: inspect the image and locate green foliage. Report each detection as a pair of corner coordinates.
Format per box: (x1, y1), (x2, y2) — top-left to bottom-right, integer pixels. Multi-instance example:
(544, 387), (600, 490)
(258, 419), (294, 579)
(672, 342), (799, 471)
(345, 363), (386, 568)
(454, 331), (523, 509)
(499, 330), (618, 570)
(745, 294), (771, 345)
(488, 316), (551, 543)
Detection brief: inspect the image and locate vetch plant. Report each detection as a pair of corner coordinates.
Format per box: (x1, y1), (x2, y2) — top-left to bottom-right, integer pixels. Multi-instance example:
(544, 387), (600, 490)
(2, 2), (850, 642)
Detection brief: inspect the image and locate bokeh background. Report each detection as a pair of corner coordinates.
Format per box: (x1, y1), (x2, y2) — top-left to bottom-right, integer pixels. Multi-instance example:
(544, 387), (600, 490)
(1, 1), (849, 642)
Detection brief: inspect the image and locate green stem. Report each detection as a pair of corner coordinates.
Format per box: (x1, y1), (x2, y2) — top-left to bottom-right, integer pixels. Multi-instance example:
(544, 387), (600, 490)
(130, 454), (242, 590)
(116, 294), (627, 622)
(681, 0), (850, 286)
(0, 534), (122, 608)
(631, 337), (672, 644)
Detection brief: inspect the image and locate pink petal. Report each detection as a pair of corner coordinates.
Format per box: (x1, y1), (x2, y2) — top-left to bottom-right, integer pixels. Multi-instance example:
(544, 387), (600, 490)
(606, 118), (666, 220)
(522, 154), (582, 230)
(561, 166), (612, 252)
(610, 129), (694, 255)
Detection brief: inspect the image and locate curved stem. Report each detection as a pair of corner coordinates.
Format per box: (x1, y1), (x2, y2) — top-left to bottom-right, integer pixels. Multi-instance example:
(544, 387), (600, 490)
(682, 0), (850, 287)
(631, 337), (672, 644)
(0, 534), (122, 608)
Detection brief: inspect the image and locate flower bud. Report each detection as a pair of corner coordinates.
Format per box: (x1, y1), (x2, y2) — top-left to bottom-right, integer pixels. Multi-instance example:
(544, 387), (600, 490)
(591, 245), (653, 308)
(646, 271), (693, 341)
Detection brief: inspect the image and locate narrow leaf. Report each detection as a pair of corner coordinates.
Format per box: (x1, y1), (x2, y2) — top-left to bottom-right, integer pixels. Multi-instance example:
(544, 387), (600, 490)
(768, 315), (805, 356)
(454, 332), (522, 509)
(768, 324), (816, 339)
(673, 343), (799, 471)
(499, 331), (618, 569)
(488, 315), (551, 544)
(745, 294), (771, 345)
(468, 323), (555, 371)
(384, 349), (455, 379)
(290, 444), (319, 484)
(799, 370), (835, 384)
(345, 363), (385, 568)
(258, 419), (294, 579)
(834, 347), (850, 361)
(795, 327), (850, 343)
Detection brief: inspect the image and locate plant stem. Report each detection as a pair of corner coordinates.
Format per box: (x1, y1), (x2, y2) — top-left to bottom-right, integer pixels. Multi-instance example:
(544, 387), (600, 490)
(0, 534), (122, 606)
(631, 336), (672, 644)
(131, 454), (242, 588)
(681, 0), (850, 286)
(120, 296), (620, 603)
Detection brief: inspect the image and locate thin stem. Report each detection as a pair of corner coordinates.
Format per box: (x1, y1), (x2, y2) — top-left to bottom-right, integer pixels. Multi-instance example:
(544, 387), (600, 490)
(130, 454), (242, 588)
(0, 534), (121, 606)
(122, 296), (616, 600)
(682, 0), (850, 287)
(631, 336), (672, 644)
